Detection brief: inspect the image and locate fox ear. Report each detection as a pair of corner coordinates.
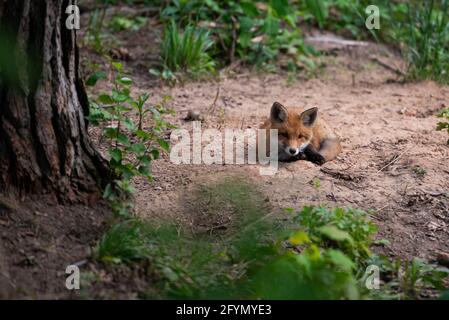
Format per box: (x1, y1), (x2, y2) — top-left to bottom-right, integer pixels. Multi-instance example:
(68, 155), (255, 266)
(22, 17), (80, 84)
(271, 102), (288, 123)
(300, 107), (318, 127)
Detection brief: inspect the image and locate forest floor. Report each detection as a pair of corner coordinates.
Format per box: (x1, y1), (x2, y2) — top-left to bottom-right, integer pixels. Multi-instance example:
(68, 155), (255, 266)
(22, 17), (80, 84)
(83, 11), (449, 265)
(1, 6), (448, 299)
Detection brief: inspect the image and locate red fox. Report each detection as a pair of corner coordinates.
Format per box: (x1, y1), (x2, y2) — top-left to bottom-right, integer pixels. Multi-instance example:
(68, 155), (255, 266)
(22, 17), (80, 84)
(260, 102), (341, 164)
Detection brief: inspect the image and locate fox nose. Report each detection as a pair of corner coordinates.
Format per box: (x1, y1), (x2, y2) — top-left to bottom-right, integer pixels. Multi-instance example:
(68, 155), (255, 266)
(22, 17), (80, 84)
(288, 147), (298, 155)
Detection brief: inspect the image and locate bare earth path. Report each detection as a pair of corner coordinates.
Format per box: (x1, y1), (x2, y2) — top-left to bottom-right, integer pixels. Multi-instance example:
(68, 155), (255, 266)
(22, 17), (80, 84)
(117, 40), (449, 262)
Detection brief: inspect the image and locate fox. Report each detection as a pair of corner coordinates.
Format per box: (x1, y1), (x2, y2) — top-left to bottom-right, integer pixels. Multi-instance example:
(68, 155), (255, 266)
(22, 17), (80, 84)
(260, 102), (341, 165)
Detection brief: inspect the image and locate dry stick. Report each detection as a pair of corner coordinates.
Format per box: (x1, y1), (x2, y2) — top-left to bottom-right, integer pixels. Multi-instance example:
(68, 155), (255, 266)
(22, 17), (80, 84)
(207, 85), (220, 115)
(377, 146), (412, 173)
(370, 56), (405, 76)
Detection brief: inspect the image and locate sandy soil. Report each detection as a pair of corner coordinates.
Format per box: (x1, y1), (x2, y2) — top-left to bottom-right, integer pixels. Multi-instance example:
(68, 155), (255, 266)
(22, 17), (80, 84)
(117, 39), (449, 262)
(1, 6), (448, 299)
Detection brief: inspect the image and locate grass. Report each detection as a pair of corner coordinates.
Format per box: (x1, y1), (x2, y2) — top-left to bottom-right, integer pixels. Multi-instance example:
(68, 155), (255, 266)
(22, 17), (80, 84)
(404, 0), (449, 83)
(159, 20), (215, 78)
(94, 178), (449, 300)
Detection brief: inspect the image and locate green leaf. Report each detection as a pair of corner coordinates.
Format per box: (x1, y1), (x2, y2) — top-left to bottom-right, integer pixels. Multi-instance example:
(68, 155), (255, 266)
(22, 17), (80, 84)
(101, 256), (122, 264)
(103, 183), (113, 199)
(104, 126), (118, 139)
(305, 0), (328, 28)
(130, 142), (146, 156)
(289, 231), (310, 245)
(109, 148), (122, 162)
(318, 225), (354, 244)
(112, 62), (123, 72)
(98, 94), (114, 105)
(157, 138), (170, 151)
(326, 249), (355, 271)
(115, 105), (132, 112)
(150, 149), (160, 160)
(117, 133), (131, 146)
(138, 165), (151, 176)
(117, 76), (132, 85)
(86, 71), (106, 86)
(112, 90), (129, 102)
(139, 93), (150, 104)
(270, 0), (291, 17)
(139, 155), (152, 166)
(240, 2), (259, 17)
(263, 16), (280, 37)
(136, 129), (150, 140)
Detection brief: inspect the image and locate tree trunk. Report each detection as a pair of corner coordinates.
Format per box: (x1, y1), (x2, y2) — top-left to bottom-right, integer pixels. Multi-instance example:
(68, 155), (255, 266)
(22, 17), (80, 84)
(0, 0), (109, 202)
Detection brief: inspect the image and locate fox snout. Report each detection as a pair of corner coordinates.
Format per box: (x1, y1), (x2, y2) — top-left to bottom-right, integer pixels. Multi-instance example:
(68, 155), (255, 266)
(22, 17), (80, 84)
(286, 146), (300, 156)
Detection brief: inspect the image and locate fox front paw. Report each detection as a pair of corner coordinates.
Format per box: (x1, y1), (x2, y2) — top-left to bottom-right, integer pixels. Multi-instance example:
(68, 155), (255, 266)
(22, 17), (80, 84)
(309, 153), (325, 165)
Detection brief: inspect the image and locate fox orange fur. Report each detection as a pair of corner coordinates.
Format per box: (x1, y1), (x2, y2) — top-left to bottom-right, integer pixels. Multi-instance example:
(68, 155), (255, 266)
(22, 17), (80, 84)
(260, 102), (341, 164)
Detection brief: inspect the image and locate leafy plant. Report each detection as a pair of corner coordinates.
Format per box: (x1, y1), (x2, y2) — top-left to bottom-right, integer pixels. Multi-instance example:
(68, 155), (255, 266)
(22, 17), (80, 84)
(291, 206), (377, 264)
(87, 61), (174, 215)
(160, 0), (317, 71)
(437, 107), (449, 144)
(95, 195), (448, 299)
(155, 20), (215, 79)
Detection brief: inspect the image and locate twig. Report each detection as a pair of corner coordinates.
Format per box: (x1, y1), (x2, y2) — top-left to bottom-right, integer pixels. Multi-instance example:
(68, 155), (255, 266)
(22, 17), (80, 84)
(370, 56), (405, 76)
(377, 146), (412, 173)
(207, 85), (220, 115)
(320, 167), (359, 181)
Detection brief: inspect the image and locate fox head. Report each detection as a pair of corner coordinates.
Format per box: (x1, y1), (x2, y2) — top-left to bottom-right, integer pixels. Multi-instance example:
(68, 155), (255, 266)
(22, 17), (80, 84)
(269, 102), (318, 158)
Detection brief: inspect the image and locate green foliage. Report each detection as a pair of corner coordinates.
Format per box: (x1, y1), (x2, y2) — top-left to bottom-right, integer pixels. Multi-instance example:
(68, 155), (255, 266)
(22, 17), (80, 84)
(156, 20), (215, 79)
(437, 107), (449, 144)
(292, 206), (377, 264)
(304, 0), (328, 28)
(87, 62), (174, 215)
(302, 0), (449, 83)
(364, 255), (449, 300)
(96, 181), (448, 299)
(403, 0), (449, 83)
(108, 15), (147, 32)
(160, 0), (317, 70)
(96, 219), (154, 263)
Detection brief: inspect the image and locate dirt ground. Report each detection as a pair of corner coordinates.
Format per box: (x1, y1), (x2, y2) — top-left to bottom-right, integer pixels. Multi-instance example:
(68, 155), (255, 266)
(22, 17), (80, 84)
(1, 6), (448, 299)
(78, 7), (449, 262)
(110, 41), (448, 264)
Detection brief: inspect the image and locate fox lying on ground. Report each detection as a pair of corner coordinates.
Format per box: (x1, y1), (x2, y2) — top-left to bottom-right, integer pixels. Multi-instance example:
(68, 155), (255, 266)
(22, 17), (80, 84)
(260, 102), (341, 165)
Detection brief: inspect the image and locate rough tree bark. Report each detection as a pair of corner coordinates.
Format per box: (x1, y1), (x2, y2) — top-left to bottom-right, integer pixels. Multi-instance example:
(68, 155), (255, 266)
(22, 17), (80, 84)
(0, 0), (109, 202)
